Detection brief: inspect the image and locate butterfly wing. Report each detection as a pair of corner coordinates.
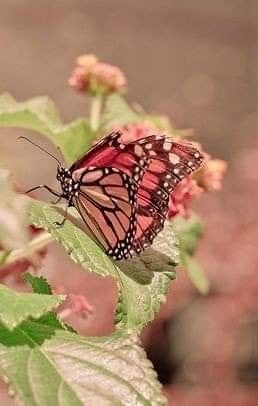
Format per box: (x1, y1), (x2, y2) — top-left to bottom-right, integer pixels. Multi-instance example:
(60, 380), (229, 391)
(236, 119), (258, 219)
(72, 166), (137, 260)
(70, 131), (121, 171)
(70, 130), (150, 184)
(129, 136), (204, 255)
(70, 131), (203, 260)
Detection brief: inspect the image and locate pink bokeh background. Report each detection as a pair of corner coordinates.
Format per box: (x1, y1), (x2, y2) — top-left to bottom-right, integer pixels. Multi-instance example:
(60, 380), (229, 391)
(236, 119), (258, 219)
(1, 1), (258, 404)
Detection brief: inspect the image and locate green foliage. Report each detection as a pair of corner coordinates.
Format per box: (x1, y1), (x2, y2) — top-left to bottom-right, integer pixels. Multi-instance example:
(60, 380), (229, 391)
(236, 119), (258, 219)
(29, 201), (118, 278)
(29, 199), (178, 332)
(0, 326), (166, 406)
(173, 215), (209, 294)
(0, 93), (95, 164)
(24, 273), (76, 333)
(23, 273), (52, 295)
(144, 114), (174, 133)
(173, 215), (203, 256)
(0, 89), (209, 404)
(102, 94), (142, 128)
(181, 254), (210, 295)
(0, 168), (29, 250)
(0, 283), (65, 331)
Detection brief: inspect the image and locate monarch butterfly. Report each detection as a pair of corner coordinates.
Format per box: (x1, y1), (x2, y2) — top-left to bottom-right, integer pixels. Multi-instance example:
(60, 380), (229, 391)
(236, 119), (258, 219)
(23, 131), (203, 260)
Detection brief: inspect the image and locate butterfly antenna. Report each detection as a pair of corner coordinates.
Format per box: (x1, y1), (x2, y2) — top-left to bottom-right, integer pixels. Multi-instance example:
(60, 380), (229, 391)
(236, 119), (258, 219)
(18, 136), (62, 166)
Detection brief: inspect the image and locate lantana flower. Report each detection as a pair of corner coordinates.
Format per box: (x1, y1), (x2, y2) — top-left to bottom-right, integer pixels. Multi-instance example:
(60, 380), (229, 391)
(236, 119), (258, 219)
(69, 54), (127, 95)
(195, 156), (227, 192)
(168, 177), (203, 218)
(118, 123), (161, 143)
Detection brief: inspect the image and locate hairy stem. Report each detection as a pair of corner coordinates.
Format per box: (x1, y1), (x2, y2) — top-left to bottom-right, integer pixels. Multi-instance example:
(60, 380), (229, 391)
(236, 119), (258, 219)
(1, 232), (53, 266)
(89, 93), (103, 131)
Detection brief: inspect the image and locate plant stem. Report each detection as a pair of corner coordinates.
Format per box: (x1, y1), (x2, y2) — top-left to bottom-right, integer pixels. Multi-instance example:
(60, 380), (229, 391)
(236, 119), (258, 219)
(89, 93), (103, 131)
(1, 232), (53, 266)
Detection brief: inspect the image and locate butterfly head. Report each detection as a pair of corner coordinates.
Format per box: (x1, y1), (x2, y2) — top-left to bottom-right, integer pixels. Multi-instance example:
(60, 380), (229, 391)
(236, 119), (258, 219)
(56, 166), (69, 182)
(56, 166), (79, 200)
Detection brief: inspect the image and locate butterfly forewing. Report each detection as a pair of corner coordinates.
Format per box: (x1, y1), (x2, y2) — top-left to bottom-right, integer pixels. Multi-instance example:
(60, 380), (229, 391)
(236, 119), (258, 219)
(71, 130), (149, 186)
(72, 166), (137, 260)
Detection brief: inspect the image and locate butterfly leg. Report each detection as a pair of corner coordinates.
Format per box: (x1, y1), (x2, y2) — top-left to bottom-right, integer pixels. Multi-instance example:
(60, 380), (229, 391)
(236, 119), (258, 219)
(53, 217), (66, 227)
(51, 196), (63, 205)
(26, 184), (61, 198)
(53, 200), (73, 228)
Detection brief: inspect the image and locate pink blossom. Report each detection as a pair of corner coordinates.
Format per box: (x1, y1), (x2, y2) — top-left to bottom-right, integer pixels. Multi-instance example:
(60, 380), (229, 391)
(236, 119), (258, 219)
(69, 53), (127, 95)
(195, 155), (227, 191)
(91, 62), (127, 93)
(68, 66), (89, 92)
(117, 123), (160, 143)
(168, 177), (203, 218)
(54, 285), (94, 319)
(77, 54), (99, 69)
(68, 293), (94, 318)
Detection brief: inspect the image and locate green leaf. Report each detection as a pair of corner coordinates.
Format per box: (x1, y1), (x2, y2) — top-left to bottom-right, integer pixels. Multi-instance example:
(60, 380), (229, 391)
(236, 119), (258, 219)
(23, 273), (76, 333)
(0, 168), (29, 250)
(29, 199), (178, 332)
(145, 114), (194, 139)
(0, 93), (95, 164)
(0, 284), (65, 330)
(29, 201), (117, 278)
(173, 215), (209, 294)
(57, 118), (94, 165)
(0, 250), (11, 266)
(144, 114), (174, 133)
(0, 324), (166, 406)
(182, 254), (210, 295)
(173, 215), (203, 256)
(102, 94), (142, 128)
(115, 265), (176, 331)
(23, 273), (52, 295)
(152, 221), (179, 265)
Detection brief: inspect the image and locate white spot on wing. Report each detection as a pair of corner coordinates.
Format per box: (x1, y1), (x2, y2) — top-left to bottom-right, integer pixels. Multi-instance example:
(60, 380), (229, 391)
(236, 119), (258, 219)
(134, 145), (143, 157)
(163, 142), (172, 152)
(169, 153), (180, 164)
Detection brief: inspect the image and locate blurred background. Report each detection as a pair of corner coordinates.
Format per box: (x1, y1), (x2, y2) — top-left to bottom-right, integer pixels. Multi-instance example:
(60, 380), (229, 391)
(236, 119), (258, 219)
(1, 1), (258, 404)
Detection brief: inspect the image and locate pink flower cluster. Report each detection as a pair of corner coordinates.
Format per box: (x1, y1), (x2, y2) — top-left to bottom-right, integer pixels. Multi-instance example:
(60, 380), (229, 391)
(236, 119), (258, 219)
(69, 54), (127, 95)
(115, 123), (227, 219)
(54, 285), (94, 320)
(195, 155), (227, 192)
(168, 178), (203, 218)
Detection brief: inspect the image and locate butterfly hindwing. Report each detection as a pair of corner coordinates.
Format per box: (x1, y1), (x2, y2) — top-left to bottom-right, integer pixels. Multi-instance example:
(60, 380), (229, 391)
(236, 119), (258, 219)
(72, 166), (137, 260)
(129, 135), (203, 255)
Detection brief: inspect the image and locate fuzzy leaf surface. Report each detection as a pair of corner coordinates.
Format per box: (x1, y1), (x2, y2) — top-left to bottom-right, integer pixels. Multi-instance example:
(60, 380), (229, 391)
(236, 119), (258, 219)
(29, 200), (178, 331)
(173, 215), (209, 294)
(0, 325), (166, 406)
(173, 215), (203, 256)
(0, 93), (94, 164)
(0, 284), (64, 330)
(102, 94), (142, 128)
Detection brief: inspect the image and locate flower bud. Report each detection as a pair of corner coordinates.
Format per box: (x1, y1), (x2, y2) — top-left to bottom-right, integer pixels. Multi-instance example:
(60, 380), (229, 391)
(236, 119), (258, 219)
(195, 157), (227, 192)
(69, 54), (127, 95)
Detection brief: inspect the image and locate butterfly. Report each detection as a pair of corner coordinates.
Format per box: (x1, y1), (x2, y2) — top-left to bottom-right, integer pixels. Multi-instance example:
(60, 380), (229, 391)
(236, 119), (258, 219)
(24, 131), (203, 260)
